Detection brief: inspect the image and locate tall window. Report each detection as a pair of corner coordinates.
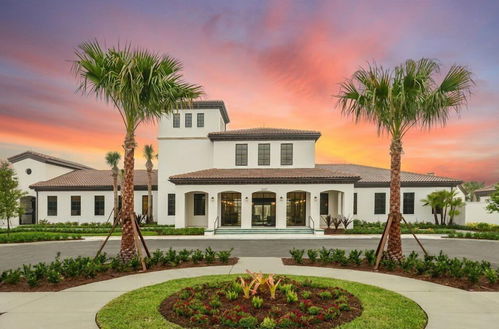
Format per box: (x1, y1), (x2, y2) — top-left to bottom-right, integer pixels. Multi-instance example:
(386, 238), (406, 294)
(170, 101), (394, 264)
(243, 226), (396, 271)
(47, 196), (57, 216)
(172, 113), (180, 128)
(374, 193), (386, 215)
(235, 144), (248, 166)
(320, 193), (329, 215)
(281, 143), (293, 165)
(167, 194), (175, 216)
(94, 196), (105, 216)
(142, 195), (152, 215)
(197, 113), (204, 127)
(71, 196), (81, 216)
(403, 192), (415, 214)
(258, 143), (270, 166)
(193, 194), (206, 216)
(353, 193), (358, 215)
(185, 113), (192, 127)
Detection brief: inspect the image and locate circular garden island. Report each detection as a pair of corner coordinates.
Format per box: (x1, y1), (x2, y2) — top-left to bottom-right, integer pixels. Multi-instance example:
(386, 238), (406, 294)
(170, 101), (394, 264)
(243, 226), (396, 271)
(97, 274), (427, 329)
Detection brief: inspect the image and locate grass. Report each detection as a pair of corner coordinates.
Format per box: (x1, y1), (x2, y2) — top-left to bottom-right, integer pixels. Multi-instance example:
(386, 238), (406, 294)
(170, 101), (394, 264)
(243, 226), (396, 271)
(0, 232), (81, 243)
(96, 274), (427, 329)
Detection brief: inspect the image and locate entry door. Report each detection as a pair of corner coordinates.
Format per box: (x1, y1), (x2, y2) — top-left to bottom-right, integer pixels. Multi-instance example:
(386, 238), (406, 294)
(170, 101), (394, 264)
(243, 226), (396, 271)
(251, 193), (276, 226)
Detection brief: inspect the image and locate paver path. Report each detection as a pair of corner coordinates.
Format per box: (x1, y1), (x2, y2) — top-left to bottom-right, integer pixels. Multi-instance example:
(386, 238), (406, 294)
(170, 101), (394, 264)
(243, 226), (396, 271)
(0, 257), (498, 329)
(2, 235), (498, 271)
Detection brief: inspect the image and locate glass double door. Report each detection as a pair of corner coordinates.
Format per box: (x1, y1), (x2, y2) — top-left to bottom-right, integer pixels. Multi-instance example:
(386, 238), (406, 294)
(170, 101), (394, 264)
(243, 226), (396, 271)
(221, 193), (241, 226)
(252, 193), (276, 226)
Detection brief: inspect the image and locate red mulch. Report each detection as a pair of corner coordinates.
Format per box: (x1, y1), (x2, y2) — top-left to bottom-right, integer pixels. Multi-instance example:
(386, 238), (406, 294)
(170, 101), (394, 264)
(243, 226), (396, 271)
(160, 278), (362, 328)
(281, 258), (499, 292)
(0, 258), (238, 292)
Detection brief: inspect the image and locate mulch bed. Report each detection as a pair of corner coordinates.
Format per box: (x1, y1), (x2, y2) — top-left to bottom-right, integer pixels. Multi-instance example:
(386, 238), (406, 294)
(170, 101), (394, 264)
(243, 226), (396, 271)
(282, 258), (499, 292)
(0, 258), (238, 292)
(160, 278), (362, 328)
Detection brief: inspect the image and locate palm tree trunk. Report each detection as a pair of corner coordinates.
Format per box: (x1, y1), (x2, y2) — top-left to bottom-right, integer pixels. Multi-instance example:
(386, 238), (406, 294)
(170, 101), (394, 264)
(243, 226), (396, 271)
(387, 138), (403, 260)
(147, 170), (152, 223)
(113, 174), (118, 223)
(120, 132), (137, 261)
(433, 210), (439, 225)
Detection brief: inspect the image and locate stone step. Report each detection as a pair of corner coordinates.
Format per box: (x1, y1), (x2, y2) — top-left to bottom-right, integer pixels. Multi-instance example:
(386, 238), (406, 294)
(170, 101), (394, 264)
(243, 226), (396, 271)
(214, 227), (314, 234)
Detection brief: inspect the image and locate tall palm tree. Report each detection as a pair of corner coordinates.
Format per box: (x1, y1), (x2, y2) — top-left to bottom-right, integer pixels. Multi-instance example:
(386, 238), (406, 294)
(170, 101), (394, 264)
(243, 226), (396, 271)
(421, 192), (441, 225)
(337, 58), (473, 259)
(143, 144), (156, 224)
(73, 41), (202, 260)
(105, 151), (121, 223)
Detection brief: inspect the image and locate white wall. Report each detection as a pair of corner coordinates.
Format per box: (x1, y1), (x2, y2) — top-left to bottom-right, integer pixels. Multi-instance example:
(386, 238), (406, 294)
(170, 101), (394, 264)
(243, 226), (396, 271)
(463, 201), (499, 224)
(158, 108), (225, 139)
(11, 159), (74, 196)
(37, 190), (157, 224)
(212, 140), (316, 169)
(353, 186), (465, 224)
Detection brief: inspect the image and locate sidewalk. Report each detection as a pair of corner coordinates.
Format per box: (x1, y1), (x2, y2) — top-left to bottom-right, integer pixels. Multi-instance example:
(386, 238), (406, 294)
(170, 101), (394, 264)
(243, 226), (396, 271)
(0, 258), (497, 329)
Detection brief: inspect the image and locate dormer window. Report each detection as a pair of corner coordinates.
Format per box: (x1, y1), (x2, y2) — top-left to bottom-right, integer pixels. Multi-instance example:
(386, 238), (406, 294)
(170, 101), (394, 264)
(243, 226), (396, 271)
(172, 113), (180, 128)
(281, 143), (293, 165)
(185, 113), (192, 128)
(197, 113), (204, 127)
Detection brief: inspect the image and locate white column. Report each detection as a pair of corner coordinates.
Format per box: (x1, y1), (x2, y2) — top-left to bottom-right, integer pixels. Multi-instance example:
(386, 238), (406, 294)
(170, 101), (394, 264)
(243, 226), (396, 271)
(337, 192), (343, 215)
(175, 192), (185, 228)
(310, 191), (320, 230)
(241, 193), (252, 229)
(342, 189), (354, 219)
(276, 192), (286, 228)
(207, 192), (218, 231)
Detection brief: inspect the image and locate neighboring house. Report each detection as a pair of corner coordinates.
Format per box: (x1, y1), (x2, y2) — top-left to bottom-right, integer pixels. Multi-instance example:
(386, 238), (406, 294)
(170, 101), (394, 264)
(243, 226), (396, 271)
(461, 184), (499, 225)
(9, 101), (471, 231)
(473, 184), (497, 202)
(7, 151), (92, 225)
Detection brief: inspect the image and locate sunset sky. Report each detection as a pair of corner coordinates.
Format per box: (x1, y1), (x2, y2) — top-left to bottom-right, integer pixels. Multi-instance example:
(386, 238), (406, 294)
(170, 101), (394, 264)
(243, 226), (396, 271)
(1, 0), (498, 183)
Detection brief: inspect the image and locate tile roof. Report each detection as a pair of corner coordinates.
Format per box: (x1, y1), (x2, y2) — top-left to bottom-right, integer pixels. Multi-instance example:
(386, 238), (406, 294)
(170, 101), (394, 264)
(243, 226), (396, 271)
(474, 184), (497, 196)
(30, 169), (157, 191)
(8, 151), (93, 170)
(208, 128), (321, 141)
(169, 168), (359, 185)
(188, 100), (230, 124)
(316, 164), (462, 187)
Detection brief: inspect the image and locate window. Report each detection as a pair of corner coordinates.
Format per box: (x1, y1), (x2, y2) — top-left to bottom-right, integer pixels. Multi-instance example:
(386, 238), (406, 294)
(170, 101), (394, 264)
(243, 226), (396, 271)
(374, 193), (386, 215)
(142, 195), (152, 215)
(281, 143), (293, 165)
(197, 113), (204, 127)
(320, 193), (329, 215)
(185, 113), (192, 127)
(47, 196), (57, 216)
(235, 144), (248, 166)
(172, 113), (180, 128)
(167, 194), (175, 216)
(353, 193), (358, 215)
(258, 143), (270, 166)
(94, 196), (105, 216)
(403, 192), (415, 214)
(193, 194), (206, 216)
(71, 196), (81, 216)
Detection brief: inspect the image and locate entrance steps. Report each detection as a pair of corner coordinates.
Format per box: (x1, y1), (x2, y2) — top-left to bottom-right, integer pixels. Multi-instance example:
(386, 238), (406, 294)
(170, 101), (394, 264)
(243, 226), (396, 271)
(214, 227), (314, 235)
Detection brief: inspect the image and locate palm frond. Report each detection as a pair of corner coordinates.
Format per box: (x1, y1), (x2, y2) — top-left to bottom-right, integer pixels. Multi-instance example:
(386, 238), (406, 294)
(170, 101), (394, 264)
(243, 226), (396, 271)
(143, 144), (155, 161)
(105, 151), (121, 168)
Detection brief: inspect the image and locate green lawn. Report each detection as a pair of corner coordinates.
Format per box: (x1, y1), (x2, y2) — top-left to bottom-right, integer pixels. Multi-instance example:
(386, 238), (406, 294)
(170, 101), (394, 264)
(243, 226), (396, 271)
(0, 232), (81, 243)
(97, 275), (427, 329)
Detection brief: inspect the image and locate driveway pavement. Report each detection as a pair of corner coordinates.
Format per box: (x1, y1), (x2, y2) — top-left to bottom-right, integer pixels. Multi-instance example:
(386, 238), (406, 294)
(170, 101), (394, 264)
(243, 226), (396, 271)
(1, 236), (498, 271)
(0, 257), (498, 329)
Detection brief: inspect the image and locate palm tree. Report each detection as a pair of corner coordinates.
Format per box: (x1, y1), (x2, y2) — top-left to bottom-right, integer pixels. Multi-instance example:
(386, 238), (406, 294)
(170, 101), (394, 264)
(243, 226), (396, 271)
(421, 192), (441, 225)
(73, 41), (202, 260)
(337, 58), (473, 259)
(143, 144), (156, 224)
(105, 151), (121, 223)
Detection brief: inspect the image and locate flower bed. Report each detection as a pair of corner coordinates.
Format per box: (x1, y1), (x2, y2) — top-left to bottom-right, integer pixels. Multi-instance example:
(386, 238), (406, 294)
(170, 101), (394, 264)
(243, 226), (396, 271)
(285, 248), (499, 291)
(0, 247), (236, 292)
(0, 232), (82, 244)
(160, 273), (362, 328)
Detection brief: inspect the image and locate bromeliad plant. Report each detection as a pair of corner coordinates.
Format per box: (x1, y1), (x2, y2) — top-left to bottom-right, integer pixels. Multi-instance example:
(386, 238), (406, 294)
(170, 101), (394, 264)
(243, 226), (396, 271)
(266, 274), (282, 299)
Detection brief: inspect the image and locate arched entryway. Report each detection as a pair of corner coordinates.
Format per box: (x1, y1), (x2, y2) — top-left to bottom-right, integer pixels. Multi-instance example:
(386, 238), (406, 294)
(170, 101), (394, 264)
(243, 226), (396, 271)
(252, 192), (276, 227)
(319, 190), (344, 228)
(219, 192), (241, 226)
(286, 191), (308, 226)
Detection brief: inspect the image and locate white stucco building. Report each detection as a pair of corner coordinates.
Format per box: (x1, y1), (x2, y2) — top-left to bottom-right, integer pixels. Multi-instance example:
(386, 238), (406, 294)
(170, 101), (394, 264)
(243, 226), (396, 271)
(8, 100), (490, 232)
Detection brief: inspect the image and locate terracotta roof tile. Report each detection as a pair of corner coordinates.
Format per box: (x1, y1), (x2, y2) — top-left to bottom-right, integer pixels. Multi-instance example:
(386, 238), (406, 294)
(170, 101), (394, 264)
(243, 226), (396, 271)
(208, 128), (321, 141)
(30, 169), (157, 191)
(8, 151), (93, 170)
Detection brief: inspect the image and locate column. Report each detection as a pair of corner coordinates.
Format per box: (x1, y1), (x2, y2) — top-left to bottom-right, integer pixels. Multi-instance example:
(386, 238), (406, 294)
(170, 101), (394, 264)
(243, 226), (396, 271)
(175, 192), (185, 228)
(342, 189), (354, 219)
(276, 192), (286, 228)
(337, 192), (343, 215)
(207, 192), (218, 231)
(309, 191), (320, 230)
(241, 192), (252, 229)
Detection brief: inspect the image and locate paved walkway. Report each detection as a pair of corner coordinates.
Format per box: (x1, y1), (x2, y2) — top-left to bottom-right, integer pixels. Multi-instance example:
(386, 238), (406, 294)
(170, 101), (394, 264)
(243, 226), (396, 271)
(2, 236), (499, 271)
(0, 258), (498, 329)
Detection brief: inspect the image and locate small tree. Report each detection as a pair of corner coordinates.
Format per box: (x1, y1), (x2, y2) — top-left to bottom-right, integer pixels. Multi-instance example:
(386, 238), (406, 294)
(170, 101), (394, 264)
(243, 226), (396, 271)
(105, 151), (121, 223)
(421, 193), (441, 225)
(143, 144), (156, 223)
(462, 181), (485, 201)
(486, 184), (499, 213)
(422, 189), (464, 225)
(0, 161), (27, 233)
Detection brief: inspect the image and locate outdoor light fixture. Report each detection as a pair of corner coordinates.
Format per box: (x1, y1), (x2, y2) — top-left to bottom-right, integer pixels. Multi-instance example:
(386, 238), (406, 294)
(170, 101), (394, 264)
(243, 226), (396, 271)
(211, 196), (214, 201)
(245, 196), (248, 200)
(280, 196), (283, 201)
(314, 196), (318, 201)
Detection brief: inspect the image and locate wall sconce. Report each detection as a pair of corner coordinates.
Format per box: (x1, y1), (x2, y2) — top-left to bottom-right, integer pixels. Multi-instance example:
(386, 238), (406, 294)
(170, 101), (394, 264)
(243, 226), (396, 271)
(245, 196), (249, 201)
(279, 196), (283, 201)
(314, 196), (318, 201)
(211, 196), (214, 201)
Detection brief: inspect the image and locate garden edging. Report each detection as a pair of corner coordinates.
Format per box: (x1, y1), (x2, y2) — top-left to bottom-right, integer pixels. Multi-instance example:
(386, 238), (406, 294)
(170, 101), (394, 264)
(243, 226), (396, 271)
(0, 257), (497, 329)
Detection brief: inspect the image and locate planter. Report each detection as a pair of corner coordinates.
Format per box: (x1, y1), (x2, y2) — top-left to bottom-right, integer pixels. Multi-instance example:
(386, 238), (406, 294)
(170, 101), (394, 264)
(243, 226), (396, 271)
(324, 228), (345, 235)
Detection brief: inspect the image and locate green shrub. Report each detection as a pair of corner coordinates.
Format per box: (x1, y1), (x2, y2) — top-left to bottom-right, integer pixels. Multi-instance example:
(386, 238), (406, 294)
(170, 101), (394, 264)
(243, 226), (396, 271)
(484, 268), (498, 284)
(307, 249), (318, 262)
(251, 296), (264, 308)
(286, 290), (298, 303)
(318, 291), (333, 299)
(239, 315), (258, 328)
(191, 249), (204, 264)
(301, 290), (312, 299)
(178, 249), (192, 262)
(307, 306), (322, 315)
(348, 249), (362, 265)
(319, 247), (331, 264)
(204, 247), (216, 263)
(3, 270), (21, 284)
(225, 290), (238, 300)
(260, 317), (277, 329)
(0, 232), (81, 243)
(289, 248), (305, 264)
(331, 249), (348, 265)
(217, 248), (233, 263)
(364, 249), (376, 266)
(47, 269), (62, 284)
